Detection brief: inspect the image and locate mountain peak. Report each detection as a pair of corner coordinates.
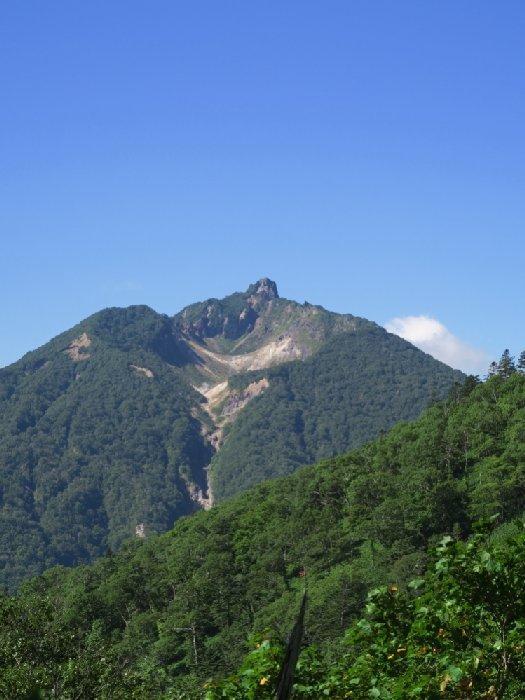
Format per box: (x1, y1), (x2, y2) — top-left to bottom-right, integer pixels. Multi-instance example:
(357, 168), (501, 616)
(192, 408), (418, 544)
(246, 277), (279, 301)
(0, 276), (465, 590)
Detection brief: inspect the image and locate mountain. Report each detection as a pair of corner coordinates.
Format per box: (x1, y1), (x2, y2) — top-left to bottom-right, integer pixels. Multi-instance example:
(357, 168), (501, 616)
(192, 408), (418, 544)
(0, 279), (463, 588)
(176, 277), (463, 498)
(1, 371), (524, 698)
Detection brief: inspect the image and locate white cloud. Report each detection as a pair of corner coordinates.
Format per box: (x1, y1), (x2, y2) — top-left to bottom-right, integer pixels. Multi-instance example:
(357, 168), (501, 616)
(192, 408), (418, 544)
(385, 315), (489, 375)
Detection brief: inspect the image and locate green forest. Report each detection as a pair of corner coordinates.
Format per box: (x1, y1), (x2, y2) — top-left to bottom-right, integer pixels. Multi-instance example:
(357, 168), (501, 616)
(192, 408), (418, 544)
(0, 306), (212, 589)
(0, 288), (461, 590)
(1, 362), (524, 698)
(212, 327), (463, 499)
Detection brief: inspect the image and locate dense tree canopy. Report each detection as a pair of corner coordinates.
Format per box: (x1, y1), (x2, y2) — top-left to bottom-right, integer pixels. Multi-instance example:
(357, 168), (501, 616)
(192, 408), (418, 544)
(212, 327), (464, 499)
(0, 372), (523, 697)
(0, 287), (462, 589)
(0, 306), (212, 590)
(209, 525), (525, 698)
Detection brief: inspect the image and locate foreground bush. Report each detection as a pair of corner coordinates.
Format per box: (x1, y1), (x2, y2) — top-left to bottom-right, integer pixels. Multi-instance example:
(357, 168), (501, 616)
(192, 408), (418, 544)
(207, 526), (525, 699)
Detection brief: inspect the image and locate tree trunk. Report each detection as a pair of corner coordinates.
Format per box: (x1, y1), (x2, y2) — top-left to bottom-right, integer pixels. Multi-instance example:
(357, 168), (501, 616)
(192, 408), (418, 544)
(275, 592), (307, 700)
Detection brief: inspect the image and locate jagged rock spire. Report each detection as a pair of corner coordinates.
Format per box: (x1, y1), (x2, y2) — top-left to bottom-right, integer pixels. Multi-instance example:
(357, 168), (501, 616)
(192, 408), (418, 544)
(246, 278), (279, 301)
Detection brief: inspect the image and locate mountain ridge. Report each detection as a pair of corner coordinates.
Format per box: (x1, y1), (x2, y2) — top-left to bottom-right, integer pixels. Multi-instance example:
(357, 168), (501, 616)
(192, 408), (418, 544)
(0, 278), (463, 588)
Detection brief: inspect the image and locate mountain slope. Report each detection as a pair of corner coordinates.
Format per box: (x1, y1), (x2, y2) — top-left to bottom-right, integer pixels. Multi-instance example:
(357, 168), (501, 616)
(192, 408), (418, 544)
(173, 278), (463, 498)
(0, 279), (462, 588)
(211, 325), (463, 499)
(0, 306), (213, 588)
(1, 372), (523, 698)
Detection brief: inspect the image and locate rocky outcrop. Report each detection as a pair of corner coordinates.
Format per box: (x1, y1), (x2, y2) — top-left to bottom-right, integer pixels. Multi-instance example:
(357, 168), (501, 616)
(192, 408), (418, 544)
(185, 472), (214, 511)
(130, 365), (154, 378)
(65, 333), (92, 361)
(246, 277), (279, 304)
(135, 523), (146, 538)
(174, 278), (279, 341)
(188, 335), (305, 376)
(220, 378), (269, 419)
(191, 376), (271, 509)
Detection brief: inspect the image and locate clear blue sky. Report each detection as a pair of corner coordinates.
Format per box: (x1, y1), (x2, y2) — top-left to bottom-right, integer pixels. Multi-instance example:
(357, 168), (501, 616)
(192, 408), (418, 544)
(1, 2), (523, 371)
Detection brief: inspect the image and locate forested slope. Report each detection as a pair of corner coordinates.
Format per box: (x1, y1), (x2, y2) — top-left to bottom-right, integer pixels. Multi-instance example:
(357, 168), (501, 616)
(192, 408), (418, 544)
(0, 280), (462, 589)
(212, 326), (463, 499)
(209, 525), (525, 698)
(0, 306), (212, 589)
(1, 370), (523, 698)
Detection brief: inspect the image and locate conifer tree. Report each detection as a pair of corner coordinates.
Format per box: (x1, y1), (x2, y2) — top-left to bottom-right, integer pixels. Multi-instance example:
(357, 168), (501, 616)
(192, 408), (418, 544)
(497, 349), (516, 378)
(487, 360), (498, 378)
(518, 350), (525, 373)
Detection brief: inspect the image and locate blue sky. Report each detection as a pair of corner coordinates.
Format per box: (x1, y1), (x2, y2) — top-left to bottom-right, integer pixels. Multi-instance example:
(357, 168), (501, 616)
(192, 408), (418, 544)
(1, 2), (523, 373)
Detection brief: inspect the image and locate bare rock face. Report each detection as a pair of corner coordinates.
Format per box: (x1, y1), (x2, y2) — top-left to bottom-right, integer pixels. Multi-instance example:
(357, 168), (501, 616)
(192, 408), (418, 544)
(175, 278), (279, 341)
(65, 333), (92, 361)
(220, 378), (269, 419)
(130, 365), (154, 378)
(246, 277), (279, 305)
